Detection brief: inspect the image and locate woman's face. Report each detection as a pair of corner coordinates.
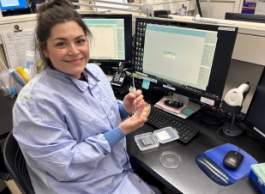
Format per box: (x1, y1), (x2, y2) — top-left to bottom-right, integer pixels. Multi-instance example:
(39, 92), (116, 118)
(43, 21), (89, 79)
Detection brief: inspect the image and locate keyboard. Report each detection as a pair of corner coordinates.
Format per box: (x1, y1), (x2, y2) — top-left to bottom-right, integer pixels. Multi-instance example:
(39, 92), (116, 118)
(147, 106), (199, 144)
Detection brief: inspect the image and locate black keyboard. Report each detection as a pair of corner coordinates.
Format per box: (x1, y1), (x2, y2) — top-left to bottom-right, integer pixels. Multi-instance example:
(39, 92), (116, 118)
(147, 106), (199, 144)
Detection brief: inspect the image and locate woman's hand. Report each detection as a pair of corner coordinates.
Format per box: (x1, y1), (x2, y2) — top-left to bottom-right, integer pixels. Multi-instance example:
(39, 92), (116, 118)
(123, 89), (145, 114)
(119, 103), (151, 135)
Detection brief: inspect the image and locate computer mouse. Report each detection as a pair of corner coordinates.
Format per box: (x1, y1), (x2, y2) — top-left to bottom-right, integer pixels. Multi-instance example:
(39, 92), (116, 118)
(223, 150), (244, 170)
(164, 99), (184, 108)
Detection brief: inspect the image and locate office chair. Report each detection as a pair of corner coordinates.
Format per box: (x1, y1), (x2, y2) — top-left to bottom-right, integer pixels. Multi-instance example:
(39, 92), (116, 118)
(3, 132), (35, 194)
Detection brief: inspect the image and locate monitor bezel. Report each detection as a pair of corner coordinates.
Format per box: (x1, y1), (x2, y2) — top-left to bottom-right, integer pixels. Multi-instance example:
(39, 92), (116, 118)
(81, 13), (132, 65)
(134, 17), (238, 107)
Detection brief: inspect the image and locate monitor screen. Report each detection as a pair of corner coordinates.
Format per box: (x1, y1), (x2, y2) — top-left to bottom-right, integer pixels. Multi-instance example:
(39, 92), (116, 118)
(0, 0), (29, 11)
(246, 68), (265, 139)
(81, 14), (132, 65)
(134, 17), (238, 107)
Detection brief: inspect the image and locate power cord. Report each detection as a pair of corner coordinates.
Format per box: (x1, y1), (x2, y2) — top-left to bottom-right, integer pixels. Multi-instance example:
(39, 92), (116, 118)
(196, 0), (203, 17)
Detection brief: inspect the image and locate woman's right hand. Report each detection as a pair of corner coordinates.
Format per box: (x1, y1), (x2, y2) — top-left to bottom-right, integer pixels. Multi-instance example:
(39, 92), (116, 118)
(119, 103), (151, 135)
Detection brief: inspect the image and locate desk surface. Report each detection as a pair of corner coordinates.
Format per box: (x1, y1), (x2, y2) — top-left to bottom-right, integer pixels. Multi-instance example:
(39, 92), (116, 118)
(127, 115), (265, 194)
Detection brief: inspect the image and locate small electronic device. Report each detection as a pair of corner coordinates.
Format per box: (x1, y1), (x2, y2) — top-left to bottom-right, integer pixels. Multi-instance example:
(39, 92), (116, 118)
(223, 83), (250, 107)
(111, 62), (126, 87)
(164, 99), (184, 109)
(111, 71), (126, 87)
(222, 83), (250, 137)
(223, 150), (244, 170)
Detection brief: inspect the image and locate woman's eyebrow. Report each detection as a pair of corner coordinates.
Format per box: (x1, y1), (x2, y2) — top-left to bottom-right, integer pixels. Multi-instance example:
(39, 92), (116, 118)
(53, 35), (86, 41)
(52, 37), (67, 41)
(74, 35), (87, 39)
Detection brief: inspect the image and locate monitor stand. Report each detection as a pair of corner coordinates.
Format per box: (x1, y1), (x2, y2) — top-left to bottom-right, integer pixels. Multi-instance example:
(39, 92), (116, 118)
(222, 113), (244, 137)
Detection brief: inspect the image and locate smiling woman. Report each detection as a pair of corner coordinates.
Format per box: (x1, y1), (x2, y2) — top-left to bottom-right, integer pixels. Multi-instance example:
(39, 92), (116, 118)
(43, 21), (90, 79)
(35, 0), (92, 78)
(12, 0), (156, 194)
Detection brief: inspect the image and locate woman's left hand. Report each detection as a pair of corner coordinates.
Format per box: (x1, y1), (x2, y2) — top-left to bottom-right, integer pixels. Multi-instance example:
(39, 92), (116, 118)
(123, 89), (145, 114)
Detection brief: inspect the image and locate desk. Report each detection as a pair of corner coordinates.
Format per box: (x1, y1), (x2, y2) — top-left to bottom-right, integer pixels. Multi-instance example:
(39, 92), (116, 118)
(127, 113), (265, 194)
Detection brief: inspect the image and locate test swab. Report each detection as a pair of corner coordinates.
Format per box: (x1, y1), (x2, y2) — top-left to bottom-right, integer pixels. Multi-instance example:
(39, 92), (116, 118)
(129, 76), (136, 92)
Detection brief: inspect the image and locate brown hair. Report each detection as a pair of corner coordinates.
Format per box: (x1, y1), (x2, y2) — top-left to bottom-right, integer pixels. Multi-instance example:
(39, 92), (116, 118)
(36, 0), (91, 65)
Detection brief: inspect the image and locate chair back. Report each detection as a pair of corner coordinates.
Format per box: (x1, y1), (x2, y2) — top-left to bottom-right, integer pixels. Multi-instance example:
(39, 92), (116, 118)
(3, 132), (35, 194)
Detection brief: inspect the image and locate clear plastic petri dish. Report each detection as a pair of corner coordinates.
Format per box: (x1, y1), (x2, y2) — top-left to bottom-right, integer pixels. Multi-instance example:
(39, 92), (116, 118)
(134, 132), (159, 151)
(160, 151), (181, 169)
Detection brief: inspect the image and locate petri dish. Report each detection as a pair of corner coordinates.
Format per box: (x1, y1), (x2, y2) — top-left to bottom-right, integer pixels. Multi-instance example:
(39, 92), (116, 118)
(134, 132), (159, 151)
(160, 151), (181, 169)
(153, 127), (179, 144)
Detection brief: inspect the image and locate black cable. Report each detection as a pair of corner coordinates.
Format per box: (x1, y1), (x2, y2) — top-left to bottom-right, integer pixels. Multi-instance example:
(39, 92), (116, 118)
(196, 0), (203, 17)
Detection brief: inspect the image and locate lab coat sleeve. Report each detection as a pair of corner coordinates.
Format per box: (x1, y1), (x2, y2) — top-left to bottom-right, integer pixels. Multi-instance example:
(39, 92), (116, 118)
(13, 99), (113, 182)
(117, 100), (130, 120)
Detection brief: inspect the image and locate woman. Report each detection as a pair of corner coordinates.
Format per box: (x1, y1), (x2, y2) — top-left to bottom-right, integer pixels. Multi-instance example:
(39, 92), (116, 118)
(13, 0), (155, 193)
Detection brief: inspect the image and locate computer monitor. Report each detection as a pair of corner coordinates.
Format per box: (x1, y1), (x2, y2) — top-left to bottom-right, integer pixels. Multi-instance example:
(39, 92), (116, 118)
(225, 12), (265, 23)
(133, 17), (238, 107)
(81, 14), (132, 66)
(245, 68), (265, 139)
(0, 0), (30, 16)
